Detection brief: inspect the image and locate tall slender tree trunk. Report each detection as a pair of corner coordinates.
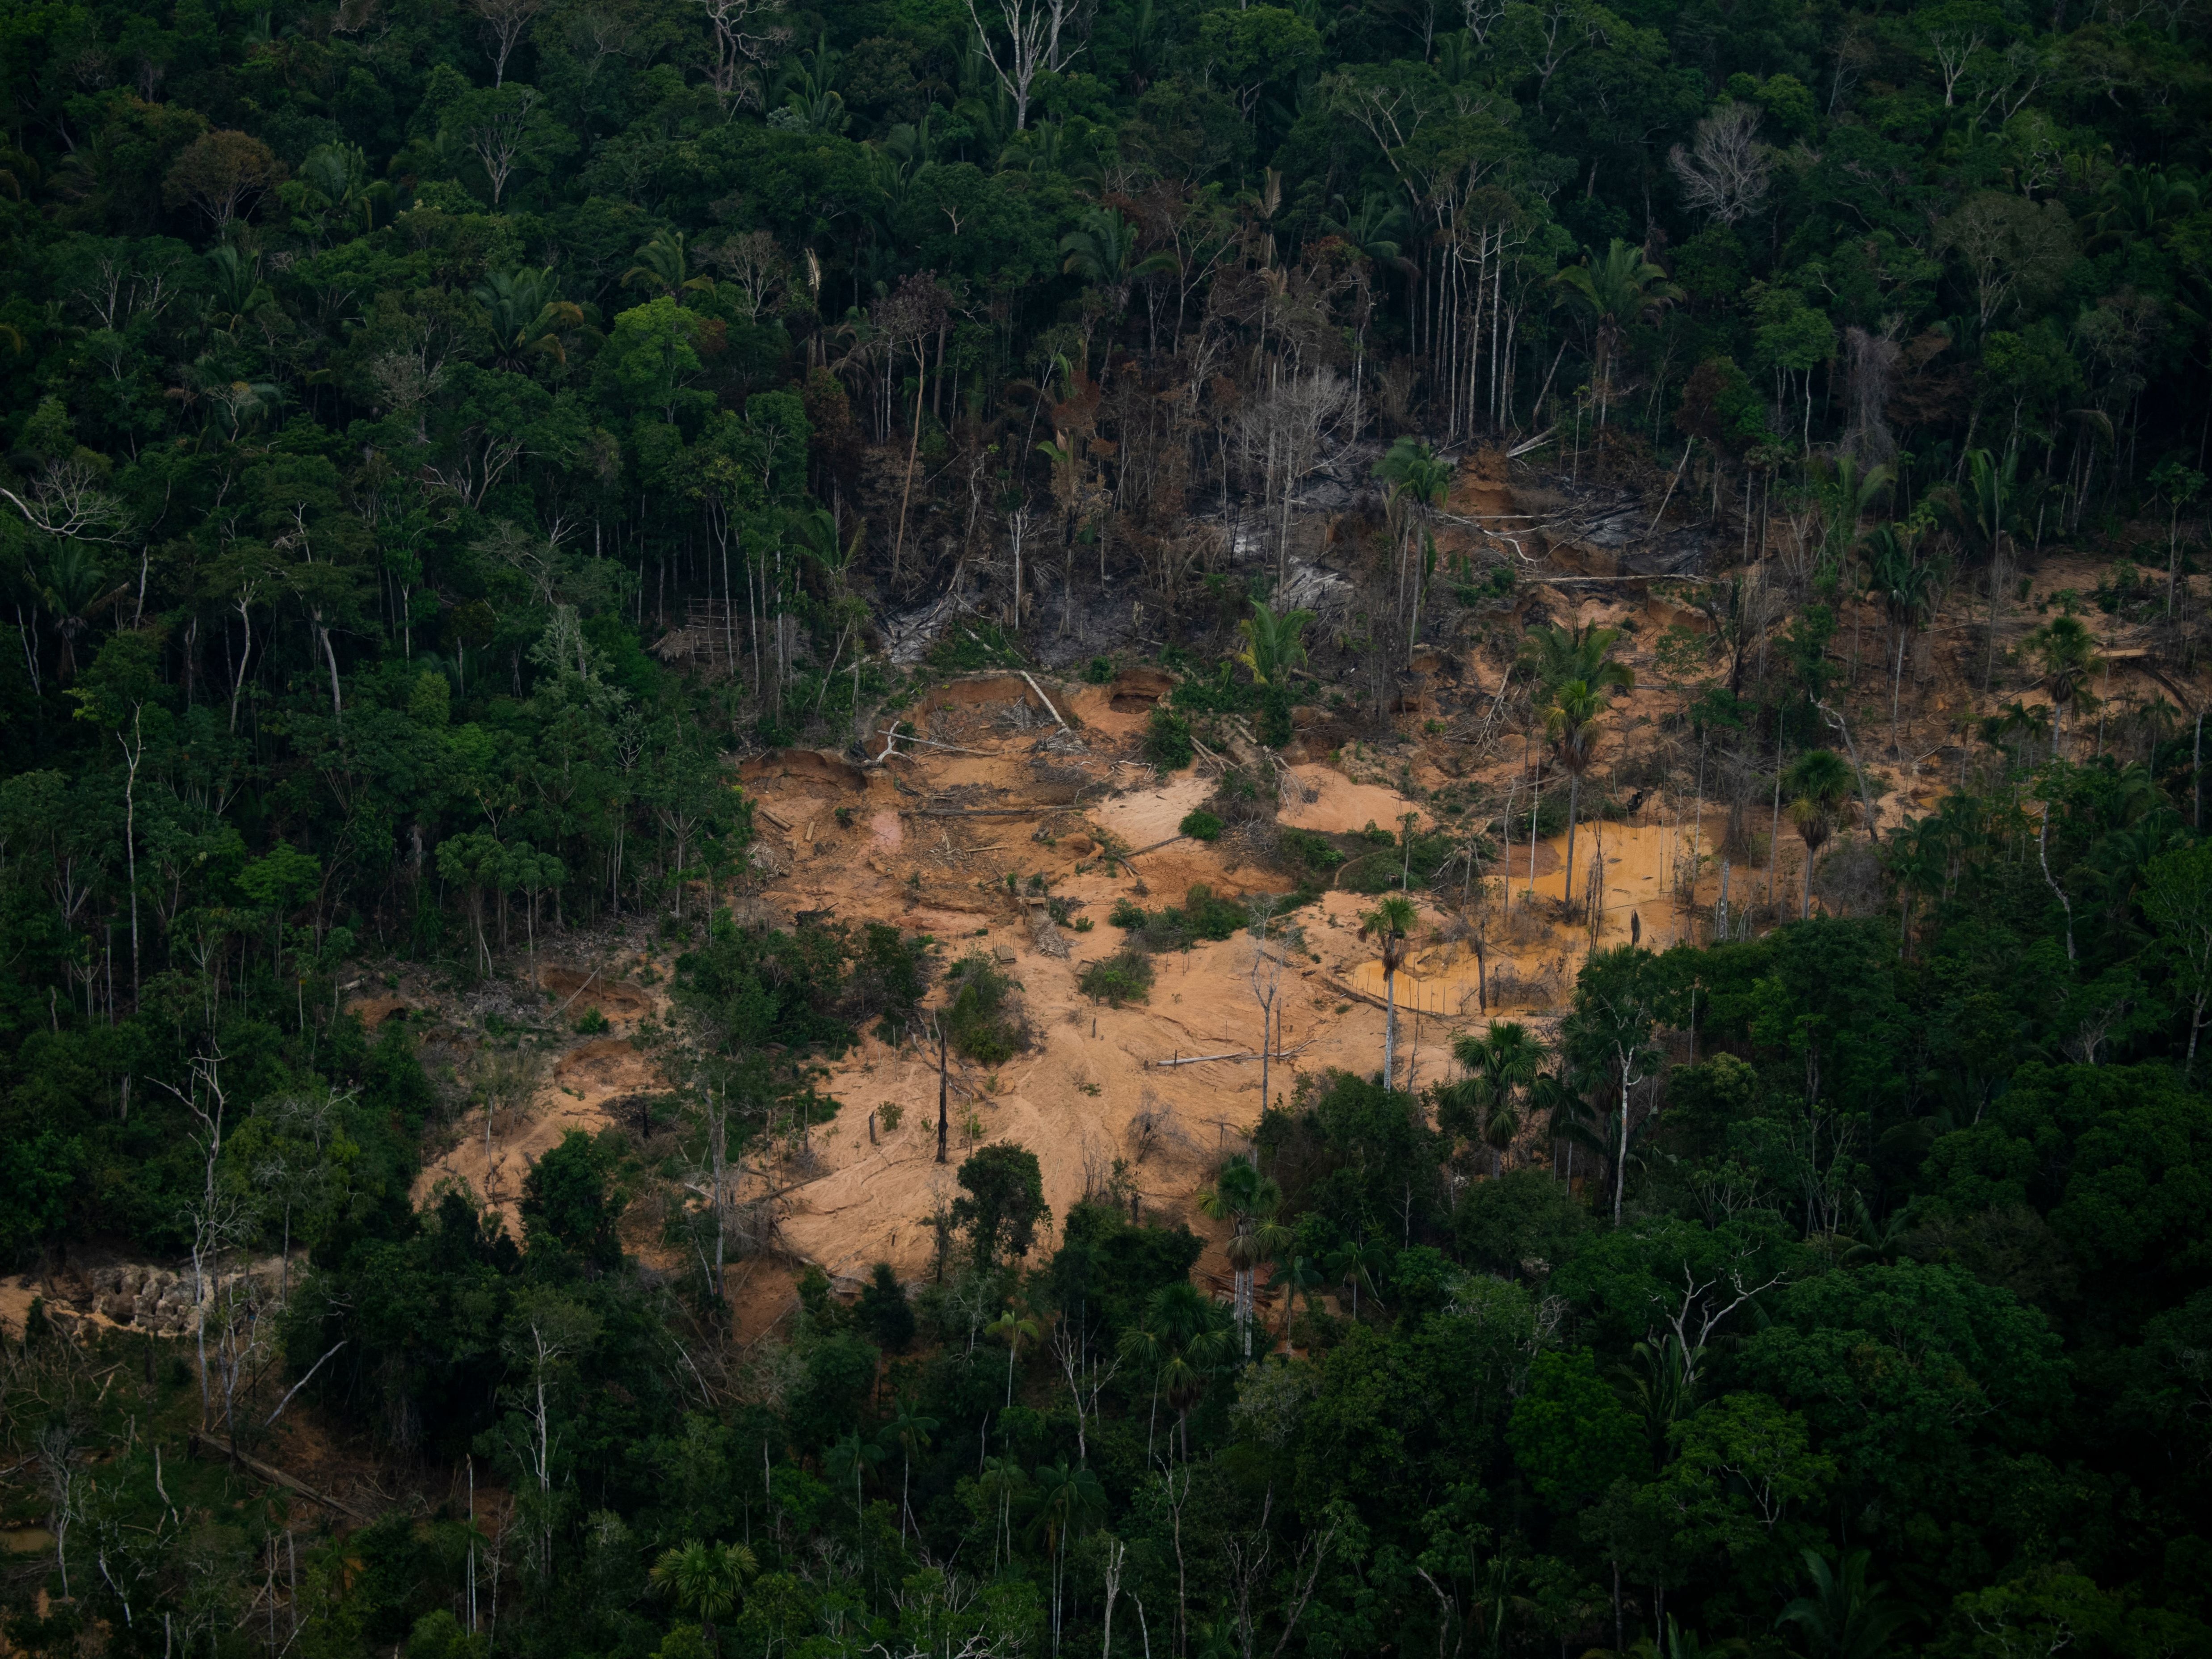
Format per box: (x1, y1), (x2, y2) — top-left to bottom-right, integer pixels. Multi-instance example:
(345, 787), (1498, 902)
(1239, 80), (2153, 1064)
(1563, 770), (1581, 912)
(1383, 970), (1397, 1090)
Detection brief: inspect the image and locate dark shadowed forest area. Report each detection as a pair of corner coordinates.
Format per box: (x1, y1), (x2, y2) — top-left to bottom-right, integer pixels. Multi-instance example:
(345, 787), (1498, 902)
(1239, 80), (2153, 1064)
(3, 0), (2212, 1657)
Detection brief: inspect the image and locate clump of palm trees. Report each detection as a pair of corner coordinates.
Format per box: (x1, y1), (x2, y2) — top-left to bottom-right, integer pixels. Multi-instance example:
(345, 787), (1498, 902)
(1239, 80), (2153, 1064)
(1518, 622), (1635, 914)
(1438, 1020), (1544, 1174)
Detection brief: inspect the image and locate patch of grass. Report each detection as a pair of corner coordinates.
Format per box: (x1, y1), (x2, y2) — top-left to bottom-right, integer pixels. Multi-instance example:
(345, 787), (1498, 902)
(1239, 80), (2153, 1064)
(1179, 809), (1224, 842)
(1078, 951), (1156, 1006)
(572, 1006), (610, 1036)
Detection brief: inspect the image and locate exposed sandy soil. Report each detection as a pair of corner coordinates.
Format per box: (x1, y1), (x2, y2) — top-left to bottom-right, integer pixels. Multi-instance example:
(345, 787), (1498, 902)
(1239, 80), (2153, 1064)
(1280, 764), (1433, 834)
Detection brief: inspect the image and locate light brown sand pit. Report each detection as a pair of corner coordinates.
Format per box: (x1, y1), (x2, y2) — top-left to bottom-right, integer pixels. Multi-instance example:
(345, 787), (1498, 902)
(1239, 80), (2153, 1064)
(1092, 772), (1215, 846)
(1345, 955), (1492, 1019)
(1280, 764), (1428, 835)
(869, 809), (904, 850)
(1497, 841), (1562, 879)
(347, 994), (412, 1028)
(1069, 684), (1145, 737)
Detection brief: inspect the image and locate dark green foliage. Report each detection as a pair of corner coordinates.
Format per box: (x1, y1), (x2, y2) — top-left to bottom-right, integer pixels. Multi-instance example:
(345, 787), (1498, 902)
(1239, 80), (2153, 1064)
(1259, 1071), (1444, 1244)
(791, 1331), (881, 1450)
(951, 1142), (1048, 1265)
(1168, 661), (1263, 715)
(1276, 827), (1346, 876)
(521, 1129), (628, 1271)
(925, 623), (1026, 672)
(1452, 1170), (1590, 1278)
(1178, 809), (1223, 842)
(849, 923), (934, 1032)
(1108, 882), (1255, 951)
(1143, 705), (1194, 769)
(1077, 950), (1154, 1006)
(1340, 826), (1465, 893)
(856, 1261), (915, 1353)
(941, 952), (1027, 1065)
(1508, 1349), (1646, 1508)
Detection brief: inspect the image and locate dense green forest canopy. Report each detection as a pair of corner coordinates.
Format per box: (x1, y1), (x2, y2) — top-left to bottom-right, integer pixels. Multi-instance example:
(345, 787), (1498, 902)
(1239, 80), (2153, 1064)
(4, 0), (2212, 1656)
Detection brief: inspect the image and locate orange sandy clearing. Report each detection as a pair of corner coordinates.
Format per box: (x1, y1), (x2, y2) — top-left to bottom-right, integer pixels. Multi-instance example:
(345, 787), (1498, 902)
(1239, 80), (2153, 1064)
(393, 674), (1777, 1313)
(1280, 764), (1431, 834)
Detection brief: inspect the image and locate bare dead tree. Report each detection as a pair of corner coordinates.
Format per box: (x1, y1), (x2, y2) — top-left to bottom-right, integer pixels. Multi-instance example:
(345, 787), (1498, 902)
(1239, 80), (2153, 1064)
(458, 85), (541, 207)
(471, 0), (543, 86)
(1840, 324), (1902, 466)
(1236, 368), (1357, 589)
(961, 0), (1081, 131)
(692, 0), (787, 109)
(1668, 102), (1773, 226)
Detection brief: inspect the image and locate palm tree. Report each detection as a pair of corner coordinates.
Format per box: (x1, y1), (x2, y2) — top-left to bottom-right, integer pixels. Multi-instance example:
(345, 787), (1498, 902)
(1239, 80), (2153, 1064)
(1777, 1549), (1912, 1659)
(1234, 599), (1315, 692)
(1546, 679), (1611, 912)
(823, 1429), (884, 1530)
(1362, 895), (1418, 1090)
(1548, 238), (1683, 436)
(33, 542), (126, 682)
(472, 267), (585, 372)
(649, 1539), (758, 1654)
(284, 141), (391, 243)
(1811, 453), (1892, 576)
(976, 1454), (1028, 1569)
(1327, 1236), (1385, 1319)
(1932, 447), (2017, 690)
(1029, 1457), (1108, 1654)
(1324, 190), (1412, 267)
(1116, 1281), (1230, 1461)
(2029, 613), (2101, 758)
(1375, 438), (1455, 661)
(1375, 435), (1454, 511)
(1518, 622), (1636, 696)
(1443, 1021), (1544, 1174)
(1786, 747), (1856, 918)
(1059, 205), (1179, 299)
(986, 1300), (1043, 1409)
(624, 229), (715, 300)
(1520, 624), (1633, 905)
(1196, 1154), (1289, 1359)
(1862, 521), (1940, 757)
(1266, 1254), (1326, 1343)
(1612, 1335), (1699, 1472)
(1538, 1068), (1608, 1192)
(883, 1397), (938, 1537)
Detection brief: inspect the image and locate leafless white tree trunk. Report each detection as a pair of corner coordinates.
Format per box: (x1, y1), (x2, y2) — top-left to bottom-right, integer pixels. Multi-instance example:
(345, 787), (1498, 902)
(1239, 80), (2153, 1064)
(1668, 102), (1772, 226)
(693, 0), (787, 109)
(471, 0), (543, 86)
(962, 0), (1081, 131)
